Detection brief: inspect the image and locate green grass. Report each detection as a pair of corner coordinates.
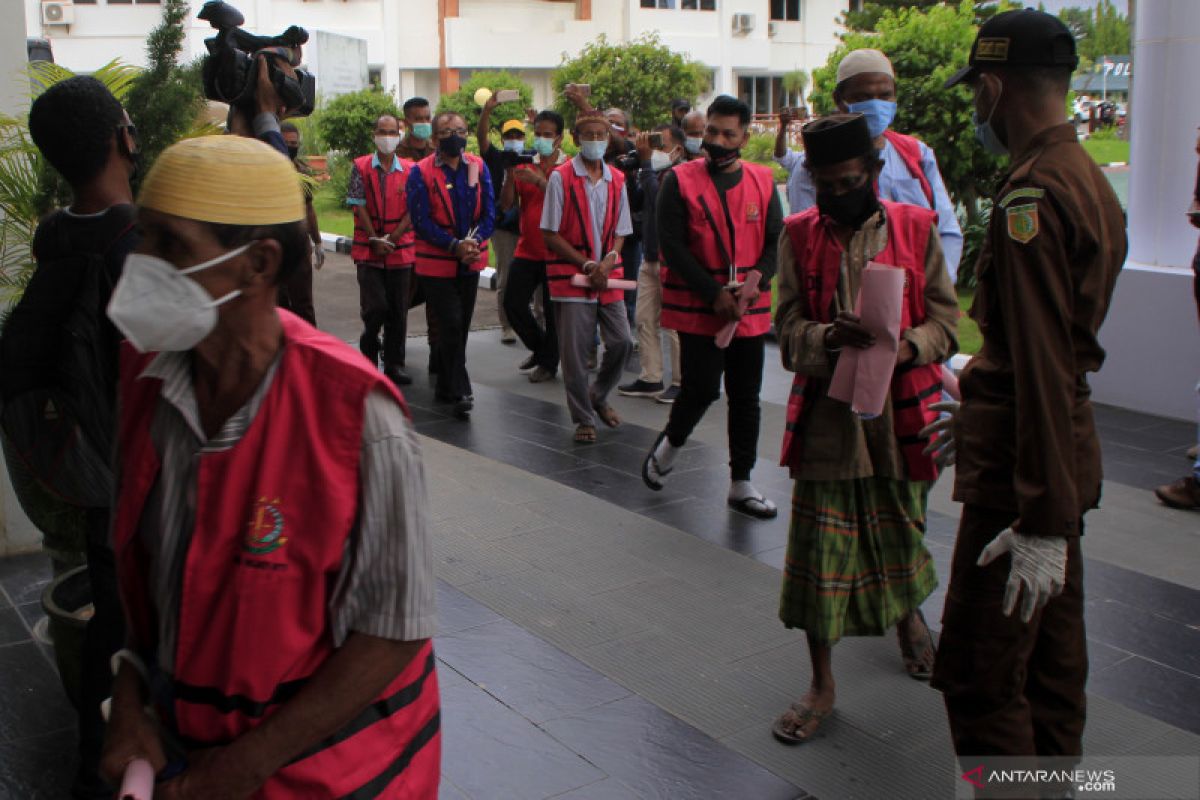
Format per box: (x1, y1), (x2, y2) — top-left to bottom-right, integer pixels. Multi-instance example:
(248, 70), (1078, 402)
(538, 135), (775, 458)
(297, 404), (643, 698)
(957, 288), (981, 356)
(1082, 138), (1130, 166)
(314, 195), (354, 238)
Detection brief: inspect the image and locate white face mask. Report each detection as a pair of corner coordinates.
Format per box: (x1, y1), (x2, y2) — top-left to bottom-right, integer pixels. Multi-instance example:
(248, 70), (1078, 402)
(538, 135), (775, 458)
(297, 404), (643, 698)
(684, 136), (704, 155)
(502, 138), (524, 153)
(107, 243), (251, 353)
(649, 150), (673, 172)
(375, 135), (400, 155)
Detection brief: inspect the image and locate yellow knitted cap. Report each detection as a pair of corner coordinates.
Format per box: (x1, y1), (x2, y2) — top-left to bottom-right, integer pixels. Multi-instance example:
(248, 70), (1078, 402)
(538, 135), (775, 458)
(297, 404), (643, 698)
(138, 135), (305, 225)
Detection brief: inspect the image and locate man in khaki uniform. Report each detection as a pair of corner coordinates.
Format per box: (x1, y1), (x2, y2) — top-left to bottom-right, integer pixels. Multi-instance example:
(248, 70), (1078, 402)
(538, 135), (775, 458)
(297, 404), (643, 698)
(932, 10), (1127, 772)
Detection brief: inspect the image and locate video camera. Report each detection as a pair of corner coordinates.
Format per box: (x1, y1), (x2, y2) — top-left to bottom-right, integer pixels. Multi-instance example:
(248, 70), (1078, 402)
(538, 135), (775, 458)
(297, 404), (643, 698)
(502, 151), (536, 168)
(197, 1), (316, 119)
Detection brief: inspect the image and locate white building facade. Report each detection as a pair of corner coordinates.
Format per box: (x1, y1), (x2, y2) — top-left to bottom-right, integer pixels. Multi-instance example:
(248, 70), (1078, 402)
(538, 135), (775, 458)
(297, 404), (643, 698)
(25, 0), (850, 111)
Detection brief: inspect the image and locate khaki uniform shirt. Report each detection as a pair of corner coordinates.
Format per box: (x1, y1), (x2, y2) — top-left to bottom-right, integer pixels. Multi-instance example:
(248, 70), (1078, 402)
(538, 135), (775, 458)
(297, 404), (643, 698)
(953, 124), (1127, 536)
(397, 136), (435, 163)
(776, 207), (958, 480)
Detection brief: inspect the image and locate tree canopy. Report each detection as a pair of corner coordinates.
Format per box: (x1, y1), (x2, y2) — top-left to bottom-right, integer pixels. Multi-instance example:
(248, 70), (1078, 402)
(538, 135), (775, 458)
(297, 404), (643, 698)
(314, 88), (401, 157)
(809, 0), (1009, 225)
(436, 71), (534, 136)
(550, 33), (707, 131)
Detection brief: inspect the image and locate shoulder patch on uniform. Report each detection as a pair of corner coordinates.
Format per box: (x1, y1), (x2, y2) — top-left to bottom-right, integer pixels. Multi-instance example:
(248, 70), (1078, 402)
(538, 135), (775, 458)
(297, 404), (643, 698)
(999, 187), (1045, 209)
(1005, 203), (1039, 244)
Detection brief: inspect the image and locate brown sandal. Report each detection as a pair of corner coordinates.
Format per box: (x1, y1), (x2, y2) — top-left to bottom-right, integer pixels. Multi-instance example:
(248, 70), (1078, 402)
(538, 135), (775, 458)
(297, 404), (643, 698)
(897, 609), (937, 681)
(593, 404), (621, 428)
(574, 424), (597, 443)
(771, 702), (831, 745)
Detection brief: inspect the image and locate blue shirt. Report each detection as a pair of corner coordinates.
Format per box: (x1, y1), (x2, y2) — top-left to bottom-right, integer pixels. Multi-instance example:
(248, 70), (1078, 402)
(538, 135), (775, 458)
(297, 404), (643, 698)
(777, 136), (963, 282)
(406, 155), (496, 252)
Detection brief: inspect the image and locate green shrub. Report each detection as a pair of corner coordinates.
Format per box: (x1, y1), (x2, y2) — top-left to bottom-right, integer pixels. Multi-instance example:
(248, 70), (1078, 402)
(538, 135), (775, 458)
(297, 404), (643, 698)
(742, 134), (788, 183)
(956, 200), (991, 291)
(315, 88), (400, 157)
(318, 151), (354, 208)
(436, 71), (534, 136)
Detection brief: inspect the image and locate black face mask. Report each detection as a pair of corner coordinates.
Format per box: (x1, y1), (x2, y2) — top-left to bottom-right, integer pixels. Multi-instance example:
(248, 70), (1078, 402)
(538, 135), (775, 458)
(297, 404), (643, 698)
(286, 145), (301, 160)
(438, 134), (467, 158)
(816, 181), (879, 229)
(702, 140), (740, 171)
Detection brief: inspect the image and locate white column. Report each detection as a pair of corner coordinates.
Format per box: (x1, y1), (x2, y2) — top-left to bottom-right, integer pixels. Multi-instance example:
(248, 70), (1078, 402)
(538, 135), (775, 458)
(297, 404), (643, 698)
(1088, 0), (1200, 422)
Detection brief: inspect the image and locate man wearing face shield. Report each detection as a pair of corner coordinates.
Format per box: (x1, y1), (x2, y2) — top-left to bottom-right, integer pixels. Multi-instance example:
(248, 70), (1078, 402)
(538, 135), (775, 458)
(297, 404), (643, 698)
(100, 135), (439, 798)
(931, 9), (1126, 766)
(348, 114), (417, 386)
(772, 113), (957, 744)
(774, 49), (963, 283)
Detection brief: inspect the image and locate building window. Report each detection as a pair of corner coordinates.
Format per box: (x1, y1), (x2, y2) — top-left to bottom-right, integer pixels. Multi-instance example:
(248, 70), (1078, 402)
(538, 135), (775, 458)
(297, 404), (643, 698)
(640, 0), (716, 9)
(770, 0), (800, 21)
(848, 0), (864, 11)
(738, 75), (801, 116)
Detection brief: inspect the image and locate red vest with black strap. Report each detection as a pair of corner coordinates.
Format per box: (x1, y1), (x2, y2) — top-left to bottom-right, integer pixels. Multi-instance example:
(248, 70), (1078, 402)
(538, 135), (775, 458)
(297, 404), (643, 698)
(779, 201), (943, 482)
(545, 161), (625, 304)
(660, 159), (774, 337)
(881, 130), (935, 208)
(413, 153), (489, 278)
(111, 310), (440, 799)
(350, 154), (416, 269)
(512, 161), (556, 262)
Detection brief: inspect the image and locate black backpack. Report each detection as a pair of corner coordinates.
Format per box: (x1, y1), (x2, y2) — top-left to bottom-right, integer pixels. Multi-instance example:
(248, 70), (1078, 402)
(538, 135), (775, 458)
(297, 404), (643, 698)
(0, 214), (131, 522)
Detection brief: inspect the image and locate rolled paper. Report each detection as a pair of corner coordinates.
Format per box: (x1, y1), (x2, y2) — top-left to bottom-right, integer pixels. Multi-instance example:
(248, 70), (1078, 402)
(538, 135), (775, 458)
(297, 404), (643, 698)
(941, 363), (961, 400)
(715, 270), (762, 349)
(119, 758), (155, 800)
(570, 274), (636, 290)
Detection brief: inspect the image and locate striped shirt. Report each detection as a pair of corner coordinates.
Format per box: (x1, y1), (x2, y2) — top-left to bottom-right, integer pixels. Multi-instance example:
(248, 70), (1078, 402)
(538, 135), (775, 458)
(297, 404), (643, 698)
(134, 349), (436, 674)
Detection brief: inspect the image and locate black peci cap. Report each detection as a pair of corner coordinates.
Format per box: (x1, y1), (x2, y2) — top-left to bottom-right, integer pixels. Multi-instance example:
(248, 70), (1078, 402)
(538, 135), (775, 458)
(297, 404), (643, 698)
(945, 8), (1078, 88)
(801, 113), (875, 168)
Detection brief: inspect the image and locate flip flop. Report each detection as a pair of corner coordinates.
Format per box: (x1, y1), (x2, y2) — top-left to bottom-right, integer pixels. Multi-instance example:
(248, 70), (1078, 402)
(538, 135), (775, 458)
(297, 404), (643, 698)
(897, 608), (937, 682)
(574, 424), (597, 444)
(642, 430), (672, 491)
(728, 494), (778, 519)
(593, 403), (621, 428)
(771, 702), (831, 745)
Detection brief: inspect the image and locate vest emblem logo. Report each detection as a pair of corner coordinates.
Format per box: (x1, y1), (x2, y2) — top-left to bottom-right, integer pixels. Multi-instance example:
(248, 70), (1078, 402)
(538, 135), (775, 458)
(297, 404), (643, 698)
(745, 201), (760, 222)
(245, 497), (288, 555)
(1006, 203), (1039, 244)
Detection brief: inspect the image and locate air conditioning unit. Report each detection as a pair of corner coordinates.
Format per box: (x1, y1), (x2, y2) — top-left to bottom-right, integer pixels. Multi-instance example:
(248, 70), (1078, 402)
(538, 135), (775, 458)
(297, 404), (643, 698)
(42, 0), (74, 25)
(768, 21), (778, 37)
(732, 12), (755, 34)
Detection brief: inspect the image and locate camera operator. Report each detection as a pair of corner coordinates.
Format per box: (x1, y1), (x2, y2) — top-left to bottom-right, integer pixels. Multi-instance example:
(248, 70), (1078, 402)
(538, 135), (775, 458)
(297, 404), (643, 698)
(226, 54), (301, 159)
(478, 93), (529, 344)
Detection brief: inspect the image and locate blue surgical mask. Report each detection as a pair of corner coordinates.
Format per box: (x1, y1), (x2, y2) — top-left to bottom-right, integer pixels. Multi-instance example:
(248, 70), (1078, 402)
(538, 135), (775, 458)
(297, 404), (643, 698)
(972, 79), (1008, 156)
(684, 136), (703, 155)
(502, 139), (524, 153)
(533, 137), (556, 156)
(846, 99), (897, 139)
(411, 122), (432, 140)
(580, 140), (607, 162)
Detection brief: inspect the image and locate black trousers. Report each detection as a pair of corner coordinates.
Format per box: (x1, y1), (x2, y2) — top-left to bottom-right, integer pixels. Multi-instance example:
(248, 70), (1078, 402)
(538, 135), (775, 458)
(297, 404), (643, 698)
(422, 273), (478, 399)
(932, 505), (1088, 762)
(77, 507), (125, 791)
(503, 257), (558, 372)
(665, 332), (765, 482)
(278, 256), (316, 326)
(357, 265), (411, 369)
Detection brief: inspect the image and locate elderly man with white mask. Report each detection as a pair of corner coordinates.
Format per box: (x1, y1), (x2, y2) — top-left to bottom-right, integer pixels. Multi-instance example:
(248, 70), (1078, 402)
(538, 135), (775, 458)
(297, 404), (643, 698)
(775, 48), (963, 282)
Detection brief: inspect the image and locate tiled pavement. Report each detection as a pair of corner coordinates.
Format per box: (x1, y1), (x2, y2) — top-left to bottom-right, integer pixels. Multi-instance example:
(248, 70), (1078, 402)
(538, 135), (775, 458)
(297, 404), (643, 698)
(1, 329), (1197, 799)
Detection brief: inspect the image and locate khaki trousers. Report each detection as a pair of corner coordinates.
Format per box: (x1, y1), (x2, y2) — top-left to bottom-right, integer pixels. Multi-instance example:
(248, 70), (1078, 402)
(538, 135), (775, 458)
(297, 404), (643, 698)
(492, 228), (518, 330)
(634, 261), (680, 386)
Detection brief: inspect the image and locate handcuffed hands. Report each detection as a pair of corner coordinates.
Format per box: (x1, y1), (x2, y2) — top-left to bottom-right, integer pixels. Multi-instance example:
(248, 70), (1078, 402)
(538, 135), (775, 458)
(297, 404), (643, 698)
(977, 529), (1068, 623)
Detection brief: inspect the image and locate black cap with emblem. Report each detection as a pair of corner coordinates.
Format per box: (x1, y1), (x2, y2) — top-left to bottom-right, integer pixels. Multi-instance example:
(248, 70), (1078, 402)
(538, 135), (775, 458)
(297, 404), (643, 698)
(945, 8), (1078, 88)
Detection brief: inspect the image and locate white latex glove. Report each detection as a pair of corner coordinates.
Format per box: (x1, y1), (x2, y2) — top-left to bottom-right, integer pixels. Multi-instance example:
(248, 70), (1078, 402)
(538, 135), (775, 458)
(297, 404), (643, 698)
(977, 530), (1068, 623)
(919, 400), (959, 467)
(312, 241), (326, 271)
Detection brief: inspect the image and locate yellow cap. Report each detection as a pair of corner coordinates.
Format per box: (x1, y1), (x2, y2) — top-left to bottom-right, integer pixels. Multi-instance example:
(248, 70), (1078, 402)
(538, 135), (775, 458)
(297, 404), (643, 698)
(501, 119), (525, 135)
(138, 135), (305, 226)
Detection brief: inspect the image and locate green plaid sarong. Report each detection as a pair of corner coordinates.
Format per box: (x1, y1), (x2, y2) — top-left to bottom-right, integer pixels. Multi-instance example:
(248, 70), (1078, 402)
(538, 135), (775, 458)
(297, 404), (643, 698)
(779, 477), (937, 644)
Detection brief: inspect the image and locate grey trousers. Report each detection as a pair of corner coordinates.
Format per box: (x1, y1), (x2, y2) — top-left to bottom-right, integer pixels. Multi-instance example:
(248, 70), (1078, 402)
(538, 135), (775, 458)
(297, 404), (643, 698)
(554, 300), (632, 427)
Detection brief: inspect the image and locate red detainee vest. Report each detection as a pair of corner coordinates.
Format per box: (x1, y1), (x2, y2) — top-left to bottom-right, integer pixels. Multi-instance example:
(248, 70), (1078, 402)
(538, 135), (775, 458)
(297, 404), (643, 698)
(413, 153), (490, 278)
(350, 154), (416, 269)
(660, 159), (775, 337)
(779, 201), (943, 482)
(513, 161), (556, 262)
(112, 310), (440, 799)
(545, 161), (625, 304)
(881, 130), (935, 208)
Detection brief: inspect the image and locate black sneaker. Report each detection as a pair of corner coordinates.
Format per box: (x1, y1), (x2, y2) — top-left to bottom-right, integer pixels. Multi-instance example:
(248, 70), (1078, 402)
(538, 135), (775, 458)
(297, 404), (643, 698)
(453, 396), (473, 420)
(518, 355), (537, 373)
(385, 366), (412, 386)
(656, 385), (681, 404)
(619, 379), (665, 397)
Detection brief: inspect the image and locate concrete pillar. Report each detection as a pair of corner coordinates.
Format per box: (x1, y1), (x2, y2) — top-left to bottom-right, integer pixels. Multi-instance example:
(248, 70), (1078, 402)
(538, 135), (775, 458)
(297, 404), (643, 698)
(1088, 0), (1200, 421)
